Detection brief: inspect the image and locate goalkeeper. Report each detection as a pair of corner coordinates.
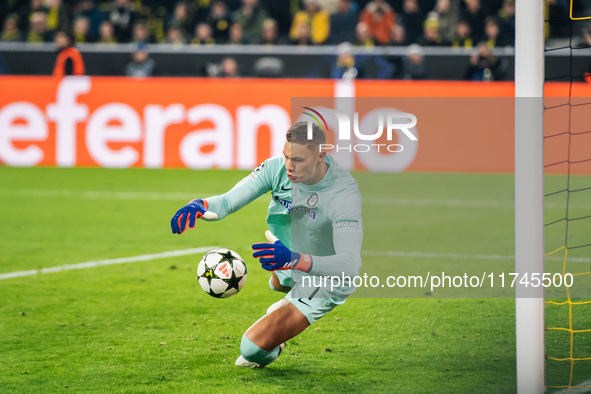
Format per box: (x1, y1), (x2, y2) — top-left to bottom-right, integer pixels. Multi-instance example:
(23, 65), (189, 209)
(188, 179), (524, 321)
(170, 121), (363, 368)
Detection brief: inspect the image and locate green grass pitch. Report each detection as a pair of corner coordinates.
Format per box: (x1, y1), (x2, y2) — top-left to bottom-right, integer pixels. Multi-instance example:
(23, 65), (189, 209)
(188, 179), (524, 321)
(0, 166), (588, 392)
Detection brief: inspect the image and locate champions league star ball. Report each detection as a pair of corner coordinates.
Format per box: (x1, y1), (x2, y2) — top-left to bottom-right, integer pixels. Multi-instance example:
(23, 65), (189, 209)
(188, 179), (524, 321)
(197, 248), (247, 298)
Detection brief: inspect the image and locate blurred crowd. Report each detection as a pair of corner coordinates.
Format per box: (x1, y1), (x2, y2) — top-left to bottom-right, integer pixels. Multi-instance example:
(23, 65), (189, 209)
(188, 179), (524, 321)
(0, 0), (589, 80)
(2, 0), (582, 49)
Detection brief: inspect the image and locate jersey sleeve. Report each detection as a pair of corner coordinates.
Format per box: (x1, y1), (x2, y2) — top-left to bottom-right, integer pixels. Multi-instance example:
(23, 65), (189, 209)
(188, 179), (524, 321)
(204, 159), (277, 220)
(306, 188), (363, 277)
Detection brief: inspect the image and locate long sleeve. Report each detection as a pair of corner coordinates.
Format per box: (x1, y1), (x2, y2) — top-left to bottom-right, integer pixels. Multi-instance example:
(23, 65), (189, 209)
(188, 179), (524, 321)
(307, 231), (362, 277)
(204, 160), (275, 220)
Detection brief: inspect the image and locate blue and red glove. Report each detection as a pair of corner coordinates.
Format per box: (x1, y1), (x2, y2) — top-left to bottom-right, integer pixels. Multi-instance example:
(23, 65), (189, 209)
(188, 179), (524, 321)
(252, 231), (313, 272)
(171, 198), (217, 234)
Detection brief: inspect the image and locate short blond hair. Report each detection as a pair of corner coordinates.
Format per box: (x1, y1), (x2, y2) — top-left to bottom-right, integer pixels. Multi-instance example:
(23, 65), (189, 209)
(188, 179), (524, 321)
(286, 121), (326, 150)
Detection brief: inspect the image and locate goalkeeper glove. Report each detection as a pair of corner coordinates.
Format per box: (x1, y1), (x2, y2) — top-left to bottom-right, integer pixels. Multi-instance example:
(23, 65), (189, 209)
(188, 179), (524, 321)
(171, 199), (217, 234)
(252, 231), (313, 272)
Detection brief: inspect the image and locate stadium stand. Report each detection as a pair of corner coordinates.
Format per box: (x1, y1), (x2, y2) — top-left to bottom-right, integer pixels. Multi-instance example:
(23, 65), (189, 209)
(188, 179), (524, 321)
(0, 0), (589, 79)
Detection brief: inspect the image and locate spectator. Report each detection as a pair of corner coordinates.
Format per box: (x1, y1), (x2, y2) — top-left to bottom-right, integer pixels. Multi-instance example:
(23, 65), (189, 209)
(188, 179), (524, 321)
(126, 42), (155, 77)
(417, 16), (448, 46)
(431, 0), (458, 42)
(109, 0), (140, 43)
(318, 0), (341, 14)
(167, 1), (194, 39)
(484, 16), (509, 48)
(451, 19), (473, 48)
(328, 0), (358, 44)
(146, 9), (166, 43)
(253, 56), (285, 77)
(73, 16), (92, 43)
(290, 20), (313, 45)
(461, 0), (487, 42)
(190, 0), (212, 25)
(359, 0), (396, 46)
(45, 0), (70, 33)
(16, 0), (48, 35)
(227, 22), (250, 44)
(220, 56), (241, 77)
(330, 41), (361, 79)
(259, 0), (293, 37)
(97, 20), (117, 43)
(233, 0), (269, 43)
(353, 21), (374, 47)
(54, 29), (72, 50)
(166, 25), (186, 44)
(53, 30), (85, 76)
(206, 1), (232, 43)
(131, 21), (146, 44)
(26, 11), (53, 43)
(259, 18), (285, 45)
(74, 0), (103, 41)
(400, 0), (423, 44)
(1, 14), (22, 42)
(464, 41), (506, 81)
(389, 24), (407, 46)
(497, 0), (515, 45)
(191, 22), (216, 45)
(402, 44), (427, 80)
(290, 0), (330, 45)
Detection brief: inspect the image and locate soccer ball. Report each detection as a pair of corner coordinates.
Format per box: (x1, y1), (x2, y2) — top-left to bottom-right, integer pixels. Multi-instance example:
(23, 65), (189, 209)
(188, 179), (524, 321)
(197, 248), (247, 298)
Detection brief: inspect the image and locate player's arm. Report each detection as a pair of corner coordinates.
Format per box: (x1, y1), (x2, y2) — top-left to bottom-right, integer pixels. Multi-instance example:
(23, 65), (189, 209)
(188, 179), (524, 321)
(171, 160), (274, 234)
(304, 230), (362, 277)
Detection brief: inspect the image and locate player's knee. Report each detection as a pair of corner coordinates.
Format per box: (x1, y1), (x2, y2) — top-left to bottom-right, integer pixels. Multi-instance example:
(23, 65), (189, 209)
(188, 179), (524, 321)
(240, 334), (280, 366)
(266, 298), (289, 315)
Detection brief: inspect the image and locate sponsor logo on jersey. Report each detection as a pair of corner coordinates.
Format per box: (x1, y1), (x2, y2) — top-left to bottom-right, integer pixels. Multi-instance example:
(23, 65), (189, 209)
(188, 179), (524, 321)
(334, 219), (359, 228)
(274, 196), (317, 221)
(274, 196), (292, 211)
(291, 206), (317, 221)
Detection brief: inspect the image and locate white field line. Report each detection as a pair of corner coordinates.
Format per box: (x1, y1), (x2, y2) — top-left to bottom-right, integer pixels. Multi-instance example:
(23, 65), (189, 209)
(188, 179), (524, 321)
(2, 248), (588, 281)
(0, 247), (216, 280)
(1, 189), (590, 209)
(0, 189), (214, 201)
(362, 250), (591, 263)
(552, 380), (591, 394)
(364, 197), (591, 210)
(3, 189), (590, 210)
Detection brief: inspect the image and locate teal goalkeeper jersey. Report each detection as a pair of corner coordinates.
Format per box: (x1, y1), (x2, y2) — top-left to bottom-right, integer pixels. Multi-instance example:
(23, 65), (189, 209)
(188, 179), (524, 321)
(205, 154), (363, 298)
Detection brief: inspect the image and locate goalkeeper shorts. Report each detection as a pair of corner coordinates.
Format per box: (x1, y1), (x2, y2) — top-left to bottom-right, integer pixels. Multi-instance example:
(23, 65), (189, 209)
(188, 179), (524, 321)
(274, 269), (293, 288)
(285, 291), (346, 325)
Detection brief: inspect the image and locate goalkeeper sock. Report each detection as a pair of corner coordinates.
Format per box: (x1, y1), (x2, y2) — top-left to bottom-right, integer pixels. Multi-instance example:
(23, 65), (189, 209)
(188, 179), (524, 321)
(240, 334), (281, 366)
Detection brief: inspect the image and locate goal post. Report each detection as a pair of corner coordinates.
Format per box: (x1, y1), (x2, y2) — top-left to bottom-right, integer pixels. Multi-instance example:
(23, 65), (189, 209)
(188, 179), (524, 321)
(514, 0), (545, 392)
